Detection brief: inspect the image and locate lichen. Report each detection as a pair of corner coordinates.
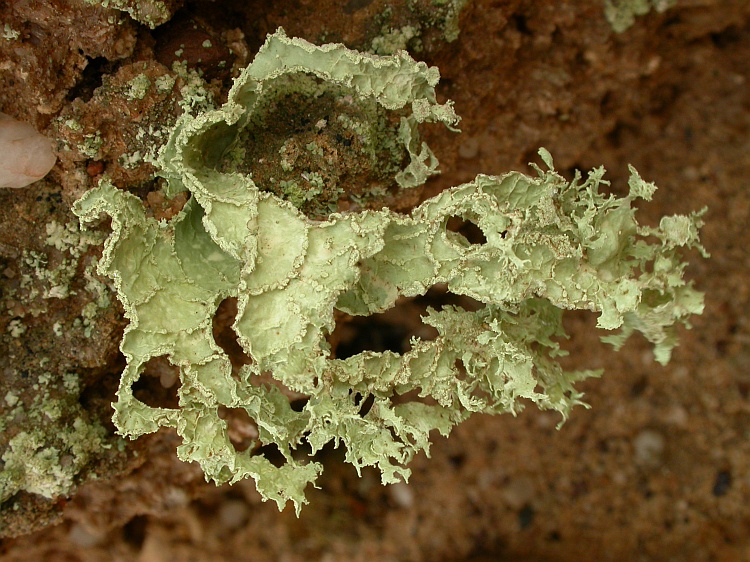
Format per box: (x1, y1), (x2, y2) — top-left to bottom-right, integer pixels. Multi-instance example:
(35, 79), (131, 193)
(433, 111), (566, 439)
(3, 219), (110, 345)
(1, 24), (20, 41)
(0, 372), (109, 503)
(84, 0), (174, 29)
(52, 60), (200, 189)
(604, 0), (677, 33)
(73, 29), (705, 514)
(205, 35), (458, 218)
(371, 25), (420, 55)
(369, 0), (469, 55)
(126, 74), (152, 101)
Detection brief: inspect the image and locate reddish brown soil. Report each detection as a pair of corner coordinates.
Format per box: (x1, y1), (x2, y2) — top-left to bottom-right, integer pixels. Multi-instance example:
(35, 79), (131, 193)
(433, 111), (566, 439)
(2, 1), (750, 560)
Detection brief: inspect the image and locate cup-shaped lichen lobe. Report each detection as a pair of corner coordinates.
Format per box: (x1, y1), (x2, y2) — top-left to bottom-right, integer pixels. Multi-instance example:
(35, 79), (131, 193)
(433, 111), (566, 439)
(217, 71), (409, 219)
(194, 124), (237, 171)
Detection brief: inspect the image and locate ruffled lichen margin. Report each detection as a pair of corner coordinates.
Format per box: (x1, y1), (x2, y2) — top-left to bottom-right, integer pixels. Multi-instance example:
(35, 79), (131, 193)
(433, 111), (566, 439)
(73, 29), (706, 513)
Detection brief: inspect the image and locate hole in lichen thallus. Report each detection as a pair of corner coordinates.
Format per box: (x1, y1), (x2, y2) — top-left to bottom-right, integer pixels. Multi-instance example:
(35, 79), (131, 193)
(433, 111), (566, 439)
(446, 215), (488, 245)
(213, 297), (252, 377)
(144, 186), (190, 222)
(255, 443), (287, 468)
(218, 406), (259, 453)
(132, 355), (180, 409)
(352, 390), (375, 416)
(331, 308), (412, 359)
(330, 284), (484, 359)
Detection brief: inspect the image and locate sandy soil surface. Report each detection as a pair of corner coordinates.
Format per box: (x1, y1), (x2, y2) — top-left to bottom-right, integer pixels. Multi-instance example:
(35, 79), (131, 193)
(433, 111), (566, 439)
(1, 1), (750, 560)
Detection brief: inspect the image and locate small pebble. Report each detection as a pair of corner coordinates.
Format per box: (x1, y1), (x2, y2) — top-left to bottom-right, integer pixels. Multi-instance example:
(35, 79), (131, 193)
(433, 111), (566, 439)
(633, 429), (665, 467)
(389, 481), (414, 509)
(219, 499), (250, 529)
(458, 137), (480, 159)
(0, 113), (56, 188)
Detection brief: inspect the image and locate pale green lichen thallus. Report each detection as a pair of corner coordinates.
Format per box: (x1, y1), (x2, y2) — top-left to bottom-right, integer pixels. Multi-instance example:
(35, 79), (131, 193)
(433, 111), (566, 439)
(73, 29), (706, 513)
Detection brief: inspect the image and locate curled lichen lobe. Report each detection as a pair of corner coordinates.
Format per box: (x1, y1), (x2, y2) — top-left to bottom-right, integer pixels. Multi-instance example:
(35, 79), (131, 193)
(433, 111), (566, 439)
(218, 73), (409, 218)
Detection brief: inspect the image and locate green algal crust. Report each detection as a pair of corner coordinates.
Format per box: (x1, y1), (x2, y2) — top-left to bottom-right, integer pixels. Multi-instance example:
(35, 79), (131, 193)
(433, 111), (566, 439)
(73, 30), (705, 513)
(604, 0), (677, 33)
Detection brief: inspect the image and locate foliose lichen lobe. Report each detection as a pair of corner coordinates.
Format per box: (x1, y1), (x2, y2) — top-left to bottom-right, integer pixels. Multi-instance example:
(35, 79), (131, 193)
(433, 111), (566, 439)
(73, 29), (705, 513)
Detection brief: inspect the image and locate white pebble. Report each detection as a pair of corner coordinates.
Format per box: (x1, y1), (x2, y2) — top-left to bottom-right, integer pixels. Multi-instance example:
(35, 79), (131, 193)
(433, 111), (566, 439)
(0, 113), (56, 188)
(633, 429), (665, 467)
(218, 499), (249, 529)
(389, 481), (414, 509)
